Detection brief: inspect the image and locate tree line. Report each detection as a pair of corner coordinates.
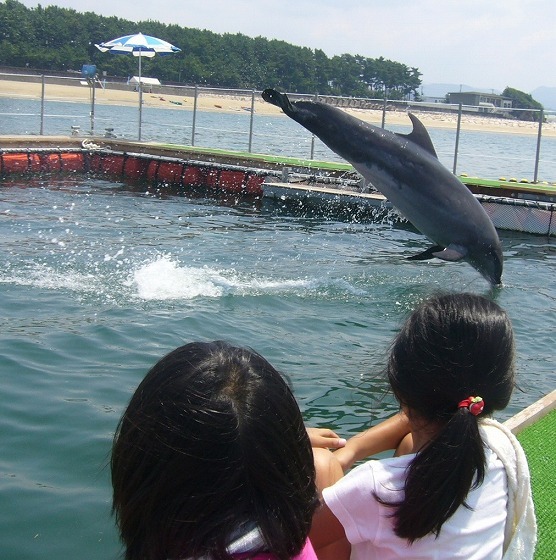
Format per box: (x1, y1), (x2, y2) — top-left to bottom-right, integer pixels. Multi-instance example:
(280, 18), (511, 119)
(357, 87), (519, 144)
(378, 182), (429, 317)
(0, 0), (421, 98)
(502, 87), (544, 121)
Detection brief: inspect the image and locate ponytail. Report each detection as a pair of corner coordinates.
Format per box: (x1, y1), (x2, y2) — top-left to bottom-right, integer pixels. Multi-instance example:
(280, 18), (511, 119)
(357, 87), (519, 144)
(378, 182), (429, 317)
(381, 292), (515, 542)
(390, 408), (486, 541)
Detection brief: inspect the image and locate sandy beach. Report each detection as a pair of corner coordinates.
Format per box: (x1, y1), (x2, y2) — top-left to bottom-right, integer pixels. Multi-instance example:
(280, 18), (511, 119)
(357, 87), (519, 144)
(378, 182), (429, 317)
(1, 78), (555, 137)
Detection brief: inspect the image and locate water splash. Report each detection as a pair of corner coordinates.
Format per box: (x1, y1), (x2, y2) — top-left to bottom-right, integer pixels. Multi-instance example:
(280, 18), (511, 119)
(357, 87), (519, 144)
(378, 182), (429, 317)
(126, 255), (315, 300)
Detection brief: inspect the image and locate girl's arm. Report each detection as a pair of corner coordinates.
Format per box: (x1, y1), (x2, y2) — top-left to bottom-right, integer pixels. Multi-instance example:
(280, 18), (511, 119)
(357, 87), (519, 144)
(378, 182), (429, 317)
(310, 500), (351, 560)
(333, 412), (411, 472)
(310, 413), (411, 559)
(306, 427), (347, 450)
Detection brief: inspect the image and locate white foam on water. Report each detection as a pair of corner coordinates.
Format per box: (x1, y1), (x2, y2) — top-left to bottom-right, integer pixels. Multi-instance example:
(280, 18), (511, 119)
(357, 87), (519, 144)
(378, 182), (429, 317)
(1, 263), (100, 293)
(0, 255), (366, 303)
(128, 257), (224, 300)
(127, 255), (314, 301)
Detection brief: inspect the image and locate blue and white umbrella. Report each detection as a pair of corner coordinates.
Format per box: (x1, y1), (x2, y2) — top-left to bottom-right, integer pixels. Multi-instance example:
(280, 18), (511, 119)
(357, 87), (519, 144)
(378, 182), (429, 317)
(95, 33), (181, 140)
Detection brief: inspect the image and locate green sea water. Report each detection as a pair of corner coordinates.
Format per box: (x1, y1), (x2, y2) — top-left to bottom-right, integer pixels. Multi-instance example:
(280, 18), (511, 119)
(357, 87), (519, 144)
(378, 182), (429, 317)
(1, 176), (555, 559)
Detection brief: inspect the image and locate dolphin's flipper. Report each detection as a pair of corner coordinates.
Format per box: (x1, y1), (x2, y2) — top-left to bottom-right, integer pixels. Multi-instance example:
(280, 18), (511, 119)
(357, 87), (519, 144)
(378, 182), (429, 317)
(407, 245), (467, 262)
(432, 246), (467, 262)
(395, 113), (438, 158)
(407, 246), (445, 261)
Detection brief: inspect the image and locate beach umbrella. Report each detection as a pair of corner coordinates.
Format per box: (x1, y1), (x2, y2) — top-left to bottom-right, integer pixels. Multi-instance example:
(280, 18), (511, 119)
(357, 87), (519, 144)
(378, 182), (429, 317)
(95, 33), (181, 141)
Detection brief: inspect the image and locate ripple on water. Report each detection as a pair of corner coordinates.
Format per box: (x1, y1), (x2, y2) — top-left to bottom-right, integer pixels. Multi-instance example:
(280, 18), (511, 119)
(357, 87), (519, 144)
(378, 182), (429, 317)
(0, 177), (554, 559)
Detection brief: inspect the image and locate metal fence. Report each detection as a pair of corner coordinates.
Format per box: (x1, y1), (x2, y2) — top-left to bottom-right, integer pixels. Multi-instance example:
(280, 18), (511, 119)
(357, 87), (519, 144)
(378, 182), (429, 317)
(1, 72), (554, 182)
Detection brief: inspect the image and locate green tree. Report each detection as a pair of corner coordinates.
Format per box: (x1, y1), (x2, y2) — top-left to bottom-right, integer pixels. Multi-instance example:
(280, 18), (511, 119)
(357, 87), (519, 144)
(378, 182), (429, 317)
(0, 0), (422, 96)
(502, 87), (544, 122)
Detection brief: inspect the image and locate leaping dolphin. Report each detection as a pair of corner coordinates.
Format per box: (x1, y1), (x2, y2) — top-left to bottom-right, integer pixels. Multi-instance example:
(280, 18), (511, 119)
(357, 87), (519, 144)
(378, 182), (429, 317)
(262, 88), (503, 285)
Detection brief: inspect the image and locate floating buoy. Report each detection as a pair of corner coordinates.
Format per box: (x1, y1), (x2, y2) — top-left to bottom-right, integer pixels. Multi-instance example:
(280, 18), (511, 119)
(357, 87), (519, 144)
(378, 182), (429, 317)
(60, 153), (85, 172)
(183, 165), (206, 187)
(244, 173), (264, 195)
(39, 153), (62, 172)
(149, 161), (184, 184)
(124, 156), (148, 179)
(91, 154), (125, 176)
(219, 170), (247, 193)
(204, 168), (220, 188)
(1, 152), (41, 174)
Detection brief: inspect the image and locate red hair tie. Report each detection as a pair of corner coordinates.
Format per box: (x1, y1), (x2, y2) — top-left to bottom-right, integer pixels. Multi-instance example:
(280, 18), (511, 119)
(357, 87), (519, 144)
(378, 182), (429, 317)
(458, 396), (484, 416)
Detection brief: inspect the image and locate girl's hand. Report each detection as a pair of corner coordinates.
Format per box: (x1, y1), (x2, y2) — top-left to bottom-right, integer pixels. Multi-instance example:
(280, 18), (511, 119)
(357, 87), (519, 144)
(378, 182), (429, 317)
(307, 427), (347, 449)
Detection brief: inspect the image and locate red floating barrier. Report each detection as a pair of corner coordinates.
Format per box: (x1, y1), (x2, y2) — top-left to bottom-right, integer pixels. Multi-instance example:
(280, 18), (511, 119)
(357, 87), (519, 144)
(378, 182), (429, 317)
(0, 150), (268, 198)
(219, 170), (247, 193)
(1, 153), (41, 175)
(244, 173), (264, 195)
(39, 153), (62, 172)
(182, 165), (206, 187)
(87, 153), (104, 174)
(146, 160), (160, 182)
(204, 167), (220, 189)
(60, 152), (85, 173)
(123, 156), (148, 179)
(155, 161), (184, 185)
(90, 154), (125, 176)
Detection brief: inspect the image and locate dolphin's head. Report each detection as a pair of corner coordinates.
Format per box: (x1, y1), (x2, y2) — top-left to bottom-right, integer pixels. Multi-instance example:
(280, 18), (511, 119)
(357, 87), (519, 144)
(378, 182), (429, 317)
(468, 244), (504, 286)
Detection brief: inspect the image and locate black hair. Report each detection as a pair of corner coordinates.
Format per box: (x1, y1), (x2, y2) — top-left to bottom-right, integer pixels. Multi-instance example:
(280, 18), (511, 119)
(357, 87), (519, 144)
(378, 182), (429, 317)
(111, 341), (318, 560)
(384, 293), (515, 541)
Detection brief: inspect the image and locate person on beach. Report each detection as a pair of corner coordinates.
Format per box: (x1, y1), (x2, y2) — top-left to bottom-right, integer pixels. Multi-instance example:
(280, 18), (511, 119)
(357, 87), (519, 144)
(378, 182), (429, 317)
(111, 340), (344, 560)
(310, 293), (537, 560)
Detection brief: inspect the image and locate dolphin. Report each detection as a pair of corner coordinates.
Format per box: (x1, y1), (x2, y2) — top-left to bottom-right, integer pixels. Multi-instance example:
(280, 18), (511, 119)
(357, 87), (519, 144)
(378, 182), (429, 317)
(262, 88), (503, 285)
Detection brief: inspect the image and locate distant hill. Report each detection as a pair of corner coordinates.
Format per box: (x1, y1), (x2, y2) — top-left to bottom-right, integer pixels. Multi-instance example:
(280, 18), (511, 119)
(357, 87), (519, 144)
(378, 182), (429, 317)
(531, 87), (556, 110)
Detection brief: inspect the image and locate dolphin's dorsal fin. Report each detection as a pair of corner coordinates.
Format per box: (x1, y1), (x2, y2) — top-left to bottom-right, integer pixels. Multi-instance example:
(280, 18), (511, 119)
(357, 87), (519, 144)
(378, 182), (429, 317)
(396, 113), (438, 158)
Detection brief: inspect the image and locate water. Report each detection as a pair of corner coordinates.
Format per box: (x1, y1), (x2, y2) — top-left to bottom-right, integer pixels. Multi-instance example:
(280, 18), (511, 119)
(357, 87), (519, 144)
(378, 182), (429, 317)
(1, 116), (556, 559)
(1, 97), (555, 181)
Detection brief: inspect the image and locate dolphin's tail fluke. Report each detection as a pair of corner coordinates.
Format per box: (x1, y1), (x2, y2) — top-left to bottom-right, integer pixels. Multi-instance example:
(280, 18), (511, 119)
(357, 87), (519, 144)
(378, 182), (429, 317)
(262, 89), (295, 116)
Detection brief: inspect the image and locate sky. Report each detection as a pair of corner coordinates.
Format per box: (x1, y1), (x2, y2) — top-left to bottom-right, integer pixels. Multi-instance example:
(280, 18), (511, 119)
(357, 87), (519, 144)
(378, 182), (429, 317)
(19, 0), (556, 93)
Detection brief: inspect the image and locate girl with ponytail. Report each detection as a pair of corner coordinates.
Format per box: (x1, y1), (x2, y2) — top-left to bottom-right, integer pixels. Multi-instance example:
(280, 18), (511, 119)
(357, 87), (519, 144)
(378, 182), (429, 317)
(310, 293), (536, 560)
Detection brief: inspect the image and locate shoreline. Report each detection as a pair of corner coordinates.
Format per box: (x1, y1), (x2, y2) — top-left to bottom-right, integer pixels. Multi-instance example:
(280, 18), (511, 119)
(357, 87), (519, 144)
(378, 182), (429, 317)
(1, 79), (555, 137)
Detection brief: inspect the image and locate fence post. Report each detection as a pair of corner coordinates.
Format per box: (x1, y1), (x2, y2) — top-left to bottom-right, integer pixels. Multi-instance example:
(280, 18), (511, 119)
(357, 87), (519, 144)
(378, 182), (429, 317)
(453, 104), (463, 174)
(191, 85), (198, 146)
(90, 78), (96, 135)
(381, 91), (387, 129)
(248, 90), (255, 153)
(310, 93), (318, 159)
(40, 75), (45, 135)
(533, 109), (544, 183)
